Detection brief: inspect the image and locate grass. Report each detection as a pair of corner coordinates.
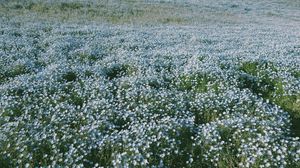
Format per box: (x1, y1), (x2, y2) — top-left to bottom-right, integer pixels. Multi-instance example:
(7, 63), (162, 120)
(83, 145), (114, 167)
(62, 71), (77, 82)
(238, 61), (300, 137)
(0, 64), (30, 84)
(69, 92), (84, 108)
(292, 71), (300, 79)
(60, 2), (85, 10)
(164, 127), (194, 167)
(238, 61), (281, 99)
(8, 64), (30, 79)
(274, 94), (300, 137)
(160, 17), (185, 24)
(77, 53), (98, 63)
(177, 73), (219, 93)
(0, 0), (244, 25)
(104, 64), (137, 80)
(193, 108), (220, 125)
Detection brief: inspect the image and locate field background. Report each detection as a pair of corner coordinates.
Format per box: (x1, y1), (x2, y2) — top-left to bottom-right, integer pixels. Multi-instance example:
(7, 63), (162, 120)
(1, 0), (300, 24)
(0, 0), (300, 167)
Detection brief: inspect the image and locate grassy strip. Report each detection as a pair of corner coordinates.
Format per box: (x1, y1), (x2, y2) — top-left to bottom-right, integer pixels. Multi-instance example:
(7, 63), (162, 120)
(238, 61), (300, 137)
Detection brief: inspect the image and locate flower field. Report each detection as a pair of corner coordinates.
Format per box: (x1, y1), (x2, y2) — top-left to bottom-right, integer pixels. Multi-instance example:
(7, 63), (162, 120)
(0, 0), (299, 167)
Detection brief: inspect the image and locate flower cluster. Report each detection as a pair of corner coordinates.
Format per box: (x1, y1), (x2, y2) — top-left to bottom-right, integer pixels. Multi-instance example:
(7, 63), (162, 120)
(0, 1), (300, 167)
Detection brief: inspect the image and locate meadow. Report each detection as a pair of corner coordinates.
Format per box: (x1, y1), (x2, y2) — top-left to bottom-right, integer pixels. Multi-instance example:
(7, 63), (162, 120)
(0, 0), (299, 167)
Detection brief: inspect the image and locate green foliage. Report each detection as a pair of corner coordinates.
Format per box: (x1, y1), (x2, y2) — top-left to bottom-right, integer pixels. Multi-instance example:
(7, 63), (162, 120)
(77, 53), (98, 63)
(2, 106), (23, 122)
(0, 74), (6, 84)
(60, 2), (84, 10)
(62, 71), (77, 82)
(0, 155), (11, 168)
(164, 127), (194, 167)
(104, 64), (137, 80)
(84, 70), (94, 77)
(239, 61), (277, 76)
(238, 61), (282, 99)
(0, 63), (29, 84)
(33, 60), (47, 69)
(25, 2), (49, 12)
(238, 61), (300, 137)
(12, 4), (23, 9)
(177, 73), (218, 93)
(11, 31), (22, 37)
(70, 93), (84, 107)
(83, 145), (114, 167)
(239, 61), (259, 76)
(274, 95), (300, 118)
(292, 71), (300, 79)
(31, 141), (53, 166)
(274, 94), (300, 137)
(161, 17), (185, 24)
(238, 74), (277, 99)
(7, 64), (30, 79)
(193, 108), (219, 125)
